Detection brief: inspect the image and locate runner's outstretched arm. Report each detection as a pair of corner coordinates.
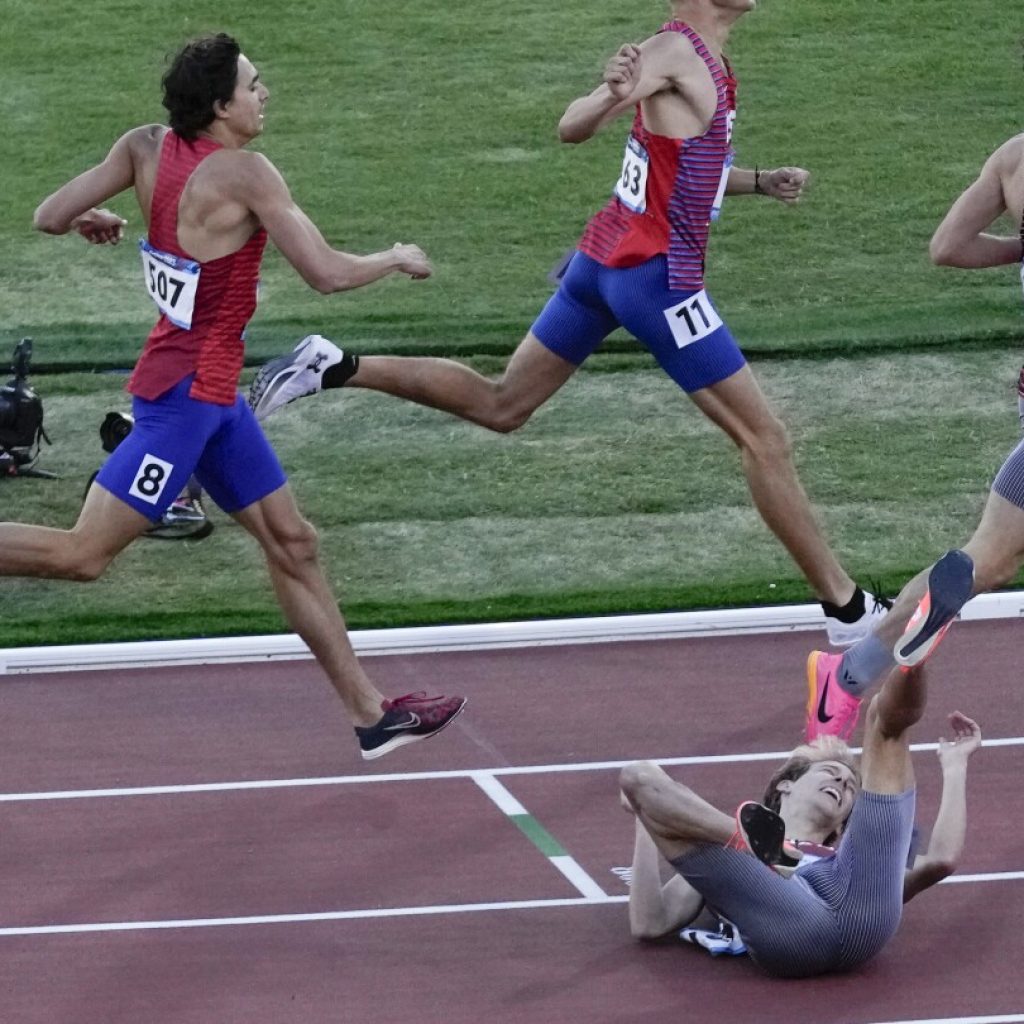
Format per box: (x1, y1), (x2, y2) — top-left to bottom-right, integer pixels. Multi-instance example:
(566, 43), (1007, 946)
(902, 712), (982, 903)
(930, 138), (1022, 268)
(33, 129), (137, 242)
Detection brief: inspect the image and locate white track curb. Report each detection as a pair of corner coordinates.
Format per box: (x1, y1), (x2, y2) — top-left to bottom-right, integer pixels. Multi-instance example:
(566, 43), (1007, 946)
(2, 590), (1022, 675)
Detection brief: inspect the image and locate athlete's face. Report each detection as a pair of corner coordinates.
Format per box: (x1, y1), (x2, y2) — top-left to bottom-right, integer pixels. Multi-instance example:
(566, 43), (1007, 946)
(221, 55), (269, 140)
(777, 759), (858, 829)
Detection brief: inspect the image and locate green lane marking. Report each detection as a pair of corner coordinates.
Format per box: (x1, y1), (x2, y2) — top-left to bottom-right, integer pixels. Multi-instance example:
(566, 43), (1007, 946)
(510, 814), (567, 858)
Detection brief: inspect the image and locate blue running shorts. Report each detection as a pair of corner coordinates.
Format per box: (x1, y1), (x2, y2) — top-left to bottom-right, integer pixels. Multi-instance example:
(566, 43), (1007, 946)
(531, 251), (746, 392)
(95, 375), (287, 522)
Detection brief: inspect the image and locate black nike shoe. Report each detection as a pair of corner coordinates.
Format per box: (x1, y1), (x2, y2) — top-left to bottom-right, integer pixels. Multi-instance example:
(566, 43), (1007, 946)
(727, 802), (801, 871)
(355, 691), (467, 760)
(894, 550), (975, 667)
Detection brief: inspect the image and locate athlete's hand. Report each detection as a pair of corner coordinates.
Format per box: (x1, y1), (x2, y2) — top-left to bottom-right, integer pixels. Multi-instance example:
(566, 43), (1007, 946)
(72, 208), (127, 245)
(391, 242), (432, 280)
(759, 167), (810, 205)
(604, 44), (643, 102)
(937, 711), (982, 768)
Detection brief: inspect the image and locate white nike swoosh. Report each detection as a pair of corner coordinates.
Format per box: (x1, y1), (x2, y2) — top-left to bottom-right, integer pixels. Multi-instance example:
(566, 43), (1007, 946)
(383, 712), (420, 732)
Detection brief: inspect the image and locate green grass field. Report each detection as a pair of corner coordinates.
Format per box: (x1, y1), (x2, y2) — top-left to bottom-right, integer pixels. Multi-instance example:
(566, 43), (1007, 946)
(2, 1), (1023, 646)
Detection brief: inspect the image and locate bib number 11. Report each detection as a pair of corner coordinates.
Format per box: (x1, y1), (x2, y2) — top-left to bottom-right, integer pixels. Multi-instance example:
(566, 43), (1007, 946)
(664, 290), (724, 349)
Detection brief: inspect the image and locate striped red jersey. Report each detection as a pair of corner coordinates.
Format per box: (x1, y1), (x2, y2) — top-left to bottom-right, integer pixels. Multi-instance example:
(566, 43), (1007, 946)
(129, 131), (267, 405)
(577, 22), (737, 291)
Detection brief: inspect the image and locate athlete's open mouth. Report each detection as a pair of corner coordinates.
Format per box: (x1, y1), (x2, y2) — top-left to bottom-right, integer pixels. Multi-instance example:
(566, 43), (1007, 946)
(822, 786), (842, 805)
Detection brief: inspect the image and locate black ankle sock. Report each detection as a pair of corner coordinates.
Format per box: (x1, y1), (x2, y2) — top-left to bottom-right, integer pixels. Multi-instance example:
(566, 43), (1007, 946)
(322, 352), (359, 389)
(820, 586), (866, 623)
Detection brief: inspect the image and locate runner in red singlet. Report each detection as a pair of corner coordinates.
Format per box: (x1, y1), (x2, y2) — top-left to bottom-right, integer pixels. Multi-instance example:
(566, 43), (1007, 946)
(3, 34), (465, 760)
(250, 0), (887, 647)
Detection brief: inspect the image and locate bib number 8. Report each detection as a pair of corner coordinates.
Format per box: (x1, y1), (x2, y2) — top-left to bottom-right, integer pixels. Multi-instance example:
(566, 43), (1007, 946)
(128, 453), (174, 506)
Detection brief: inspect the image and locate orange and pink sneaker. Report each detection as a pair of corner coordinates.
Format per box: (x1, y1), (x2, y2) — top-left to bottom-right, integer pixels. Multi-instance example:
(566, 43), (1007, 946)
(805, 651), (862, 742)
(894, 550), (975, 668)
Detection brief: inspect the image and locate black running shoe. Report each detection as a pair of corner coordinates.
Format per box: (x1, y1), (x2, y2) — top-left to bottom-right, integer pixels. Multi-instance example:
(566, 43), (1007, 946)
(894, 550), (975, 667)
(355, 691), (467, 760)
(727, 801), (801, 871)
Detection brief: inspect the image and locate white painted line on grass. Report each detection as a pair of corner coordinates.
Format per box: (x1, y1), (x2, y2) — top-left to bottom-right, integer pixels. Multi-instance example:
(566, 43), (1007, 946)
(3, 589), (1022, 674)
(2, 736), (1020, 804)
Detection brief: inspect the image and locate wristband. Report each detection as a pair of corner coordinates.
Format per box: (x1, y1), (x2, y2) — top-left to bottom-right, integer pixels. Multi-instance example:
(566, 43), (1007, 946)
(754, 167), (765, 195)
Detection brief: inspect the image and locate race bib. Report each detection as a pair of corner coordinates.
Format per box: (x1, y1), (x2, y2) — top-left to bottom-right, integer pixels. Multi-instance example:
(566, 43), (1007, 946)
(664, 289), (724, 348)
(128, 452), (174, 506)
(139, 239), (200, 329)
(614, 137), (650, 214)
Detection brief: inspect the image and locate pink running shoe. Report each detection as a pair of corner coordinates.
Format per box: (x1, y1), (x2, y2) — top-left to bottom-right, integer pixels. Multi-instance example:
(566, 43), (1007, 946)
(805, 651), (862, 742)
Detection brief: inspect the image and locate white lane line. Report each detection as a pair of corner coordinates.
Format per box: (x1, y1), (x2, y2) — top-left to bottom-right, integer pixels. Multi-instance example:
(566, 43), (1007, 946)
(470, 772), (528, 816)
(471, 773), (608, 900)
(0, 895), (627, 938)
(943, 871), (1024, 884)
(550, 857), (607, 900)
(0, 866), (1018, 939)
(2, 736), (1021, 803)
(870, 1016), (1024, 1024)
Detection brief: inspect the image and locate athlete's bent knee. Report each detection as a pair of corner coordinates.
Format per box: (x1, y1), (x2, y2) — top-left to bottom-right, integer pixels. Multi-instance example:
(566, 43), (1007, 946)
(744, 414), (793, 464)
(64, 550), (113, 582)
(268, 518), (321, 574)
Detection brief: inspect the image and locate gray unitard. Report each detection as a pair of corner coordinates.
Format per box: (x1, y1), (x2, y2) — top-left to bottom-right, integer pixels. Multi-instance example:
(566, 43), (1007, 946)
(669, 789), (916, 978)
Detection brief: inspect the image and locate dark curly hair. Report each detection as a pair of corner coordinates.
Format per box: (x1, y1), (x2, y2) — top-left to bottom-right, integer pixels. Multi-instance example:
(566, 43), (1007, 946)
(162, 33), (242, 140)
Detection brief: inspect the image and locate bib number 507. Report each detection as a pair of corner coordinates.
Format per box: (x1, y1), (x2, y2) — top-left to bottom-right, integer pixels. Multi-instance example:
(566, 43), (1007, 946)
(138, 239), (200, 330)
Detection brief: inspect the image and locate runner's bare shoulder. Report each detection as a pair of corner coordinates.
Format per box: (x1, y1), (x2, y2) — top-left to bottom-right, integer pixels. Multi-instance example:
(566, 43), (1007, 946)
(124, 124), (168, 158)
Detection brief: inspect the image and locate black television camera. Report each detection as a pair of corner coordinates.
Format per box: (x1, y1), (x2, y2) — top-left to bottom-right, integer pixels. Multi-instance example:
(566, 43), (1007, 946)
(0, 338), (54, 478)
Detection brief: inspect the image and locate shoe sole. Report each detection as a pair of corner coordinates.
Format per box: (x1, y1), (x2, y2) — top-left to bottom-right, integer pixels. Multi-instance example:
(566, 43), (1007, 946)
(735, 802), (786, 865)
(804, 651), (828, 743)
(360, 699), (467, 761)
(894, 551), (975, 667)
(248, 357), (301, 420)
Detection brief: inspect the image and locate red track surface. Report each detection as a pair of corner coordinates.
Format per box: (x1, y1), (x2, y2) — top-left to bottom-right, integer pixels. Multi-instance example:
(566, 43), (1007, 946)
(0, 620), (1021, 1023)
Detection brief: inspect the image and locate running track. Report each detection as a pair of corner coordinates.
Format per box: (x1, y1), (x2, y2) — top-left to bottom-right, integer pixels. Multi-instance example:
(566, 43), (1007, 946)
(0, 620), (1021, 1024)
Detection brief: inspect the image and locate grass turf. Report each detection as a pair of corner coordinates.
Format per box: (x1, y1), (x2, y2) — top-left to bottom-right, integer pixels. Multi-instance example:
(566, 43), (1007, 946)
(2, 0), (1023, 646)
(2, 348), (1018, 647)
